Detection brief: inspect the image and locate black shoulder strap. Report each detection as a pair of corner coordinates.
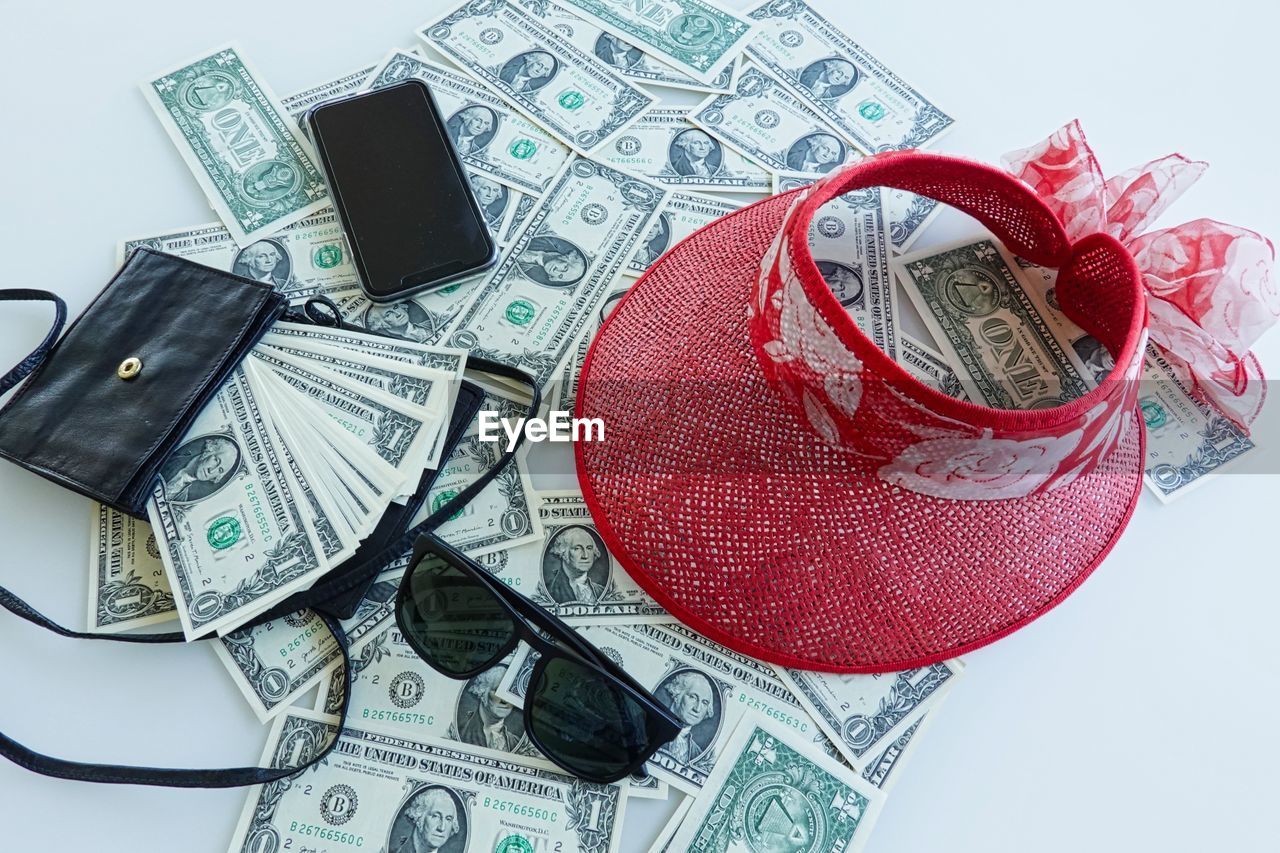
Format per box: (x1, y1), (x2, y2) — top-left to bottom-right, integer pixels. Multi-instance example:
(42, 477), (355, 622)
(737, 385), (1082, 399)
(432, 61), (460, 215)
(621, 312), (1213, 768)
(0, 289), (66, 395)
(0, 588), (351, 787)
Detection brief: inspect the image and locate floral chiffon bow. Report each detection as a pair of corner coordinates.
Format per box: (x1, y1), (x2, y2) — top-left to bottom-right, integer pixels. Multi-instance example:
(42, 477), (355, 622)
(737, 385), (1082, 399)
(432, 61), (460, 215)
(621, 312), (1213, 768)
(1002, 120), (1278, 428)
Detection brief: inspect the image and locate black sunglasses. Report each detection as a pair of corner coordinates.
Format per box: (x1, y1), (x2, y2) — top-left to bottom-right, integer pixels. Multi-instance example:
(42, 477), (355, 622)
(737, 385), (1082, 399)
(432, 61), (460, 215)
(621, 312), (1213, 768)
(394, 535), (682, 783)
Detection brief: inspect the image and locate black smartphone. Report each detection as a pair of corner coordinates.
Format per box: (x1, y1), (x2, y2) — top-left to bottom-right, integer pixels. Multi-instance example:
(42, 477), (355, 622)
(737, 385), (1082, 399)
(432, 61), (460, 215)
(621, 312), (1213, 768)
(305, 80), (498, 303)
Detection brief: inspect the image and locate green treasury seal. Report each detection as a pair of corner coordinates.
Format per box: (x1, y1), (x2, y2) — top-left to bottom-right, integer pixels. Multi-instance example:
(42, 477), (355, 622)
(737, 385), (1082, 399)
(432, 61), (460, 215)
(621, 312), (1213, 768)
(505, 299), (536, 326)
(494, 835), (533, 853)
(207, 516), (242, 550)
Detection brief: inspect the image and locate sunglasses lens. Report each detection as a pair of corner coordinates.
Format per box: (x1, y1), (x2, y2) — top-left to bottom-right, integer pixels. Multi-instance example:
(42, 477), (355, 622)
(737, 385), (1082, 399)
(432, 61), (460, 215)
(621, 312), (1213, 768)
(399, 550), (515, 676)
(528, 656), (658, 781)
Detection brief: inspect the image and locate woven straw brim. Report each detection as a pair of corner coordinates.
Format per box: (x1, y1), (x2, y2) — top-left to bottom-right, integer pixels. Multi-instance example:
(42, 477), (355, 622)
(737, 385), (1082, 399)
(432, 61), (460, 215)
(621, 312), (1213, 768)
(576, 191), (1145, 672)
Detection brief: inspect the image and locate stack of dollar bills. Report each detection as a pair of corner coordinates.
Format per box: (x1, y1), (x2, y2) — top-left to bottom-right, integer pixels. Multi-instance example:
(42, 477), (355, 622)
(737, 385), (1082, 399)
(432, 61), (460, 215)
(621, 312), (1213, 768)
(82, 0), (1249, 849)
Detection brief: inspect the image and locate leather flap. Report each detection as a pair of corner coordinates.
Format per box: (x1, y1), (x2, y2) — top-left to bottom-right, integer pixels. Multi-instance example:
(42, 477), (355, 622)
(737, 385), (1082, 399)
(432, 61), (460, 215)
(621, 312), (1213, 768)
(0, 248), (286, 514)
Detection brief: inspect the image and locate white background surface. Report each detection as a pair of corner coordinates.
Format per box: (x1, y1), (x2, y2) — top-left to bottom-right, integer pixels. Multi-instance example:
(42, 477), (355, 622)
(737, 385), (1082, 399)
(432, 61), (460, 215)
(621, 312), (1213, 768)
(0, 1), (1277, 850)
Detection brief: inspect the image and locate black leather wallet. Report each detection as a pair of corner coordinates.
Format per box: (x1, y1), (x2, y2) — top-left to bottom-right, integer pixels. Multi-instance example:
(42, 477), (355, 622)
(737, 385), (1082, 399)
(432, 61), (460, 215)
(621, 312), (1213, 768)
(0, 248), (286, 516)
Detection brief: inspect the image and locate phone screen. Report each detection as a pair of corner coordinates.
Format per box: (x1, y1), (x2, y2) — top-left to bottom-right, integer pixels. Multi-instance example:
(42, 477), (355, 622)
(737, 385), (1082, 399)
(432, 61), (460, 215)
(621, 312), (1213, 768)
(308, 81), (496, 300)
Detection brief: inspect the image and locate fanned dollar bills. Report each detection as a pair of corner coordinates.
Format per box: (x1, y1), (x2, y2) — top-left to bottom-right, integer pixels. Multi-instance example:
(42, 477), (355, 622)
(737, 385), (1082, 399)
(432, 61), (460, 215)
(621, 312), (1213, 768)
(143, 325), (454, 640)
(147, 369), (328, 638)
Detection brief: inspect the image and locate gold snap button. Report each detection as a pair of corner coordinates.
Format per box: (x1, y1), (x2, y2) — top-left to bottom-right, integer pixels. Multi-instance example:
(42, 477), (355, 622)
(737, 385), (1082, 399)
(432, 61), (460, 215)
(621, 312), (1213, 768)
(117, 357), (143, 380)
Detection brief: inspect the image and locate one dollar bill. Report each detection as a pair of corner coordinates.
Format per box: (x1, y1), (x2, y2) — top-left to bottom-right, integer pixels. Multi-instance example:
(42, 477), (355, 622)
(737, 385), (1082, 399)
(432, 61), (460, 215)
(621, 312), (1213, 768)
(227, 710), (630, 853)
(897, 333), (969, 400)
(692, 61), (856, 176)
(212, 563), (404, 722)
(516, 0), (738, 93)
(141, 45), (328, 246)
(483, 491), (674, 623)
(119, 210), (359, 300)
(894, 239), (1092, 409)
(147, 369), (326, 639)
(667, 714), (885, 853)
(803, 186), (897, 358)
(315, 628), (533, 757)
(1010, 259), (1260, 502)
(419, 0), (654, 155)
(415, 385), (544, 556)
(746, 0), (954, 152)
(88, 503), (175, 633)
(551, 0), (754, 85)
(279, 63), (377, 123)
(1136, 346), (1257, 501)
(898, 239), (1259, 500)
(597, 107), (772, 192)
(772, 170), (941, 253)
(774, 659), (963, 773)
(443, 155), (669, 388)
(547, 278), (631, 413)
(627, 190), (740, 275)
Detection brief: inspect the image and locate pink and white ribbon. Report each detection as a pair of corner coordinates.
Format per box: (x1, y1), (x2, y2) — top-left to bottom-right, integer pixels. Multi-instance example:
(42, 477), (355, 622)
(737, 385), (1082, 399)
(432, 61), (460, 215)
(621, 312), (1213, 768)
(1003, 120), (1278, 428)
